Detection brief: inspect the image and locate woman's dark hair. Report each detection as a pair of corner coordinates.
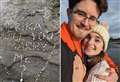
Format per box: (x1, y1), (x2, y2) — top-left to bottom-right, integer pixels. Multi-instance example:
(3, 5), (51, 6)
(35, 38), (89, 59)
(68, 0), (108, 16)
(83, 51), (104, 71)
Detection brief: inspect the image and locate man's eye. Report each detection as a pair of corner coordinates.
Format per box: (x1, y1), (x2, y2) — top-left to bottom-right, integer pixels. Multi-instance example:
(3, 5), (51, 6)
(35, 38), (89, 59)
(73, 10), (86, 17)
(89, 16), (97, 21)
(77, 11), (86, 17)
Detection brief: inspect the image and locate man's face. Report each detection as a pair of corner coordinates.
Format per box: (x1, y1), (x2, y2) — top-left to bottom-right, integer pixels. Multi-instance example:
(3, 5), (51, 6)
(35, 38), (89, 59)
(67, 0), (100, 40)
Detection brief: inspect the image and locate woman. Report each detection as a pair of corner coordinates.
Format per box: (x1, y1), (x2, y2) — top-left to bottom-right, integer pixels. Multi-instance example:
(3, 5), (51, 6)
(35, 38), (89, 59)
(82, 24), (118, 82)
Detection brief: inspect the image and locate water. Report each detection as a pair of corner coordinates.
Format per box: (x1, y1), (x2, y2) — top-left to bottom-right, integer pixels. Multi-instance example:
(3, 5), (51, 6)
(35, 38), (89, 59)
(108, 40), (120, 81)
(108, 40), (120, 65)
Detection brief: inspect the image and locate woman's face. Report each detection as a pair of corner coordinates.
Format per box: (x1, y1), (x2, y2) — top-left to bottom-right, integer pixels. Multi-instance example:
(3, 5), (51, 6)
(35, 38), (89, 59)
(83, 32), (104, 57)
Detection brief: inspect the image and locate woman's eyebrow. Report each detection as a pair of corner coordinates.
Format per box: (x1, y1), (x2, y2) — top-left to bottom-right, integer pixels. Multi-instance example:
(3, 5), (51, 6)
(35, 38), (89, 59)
(95, 35), (101, 39)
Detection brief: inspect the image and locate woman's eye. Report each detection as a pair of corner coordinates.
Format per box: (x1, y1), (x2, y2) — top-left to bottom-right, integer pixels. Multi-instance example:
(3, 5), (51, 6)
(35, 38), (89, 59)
(95, 39), (100, 42)
(87, 35), (91, 39)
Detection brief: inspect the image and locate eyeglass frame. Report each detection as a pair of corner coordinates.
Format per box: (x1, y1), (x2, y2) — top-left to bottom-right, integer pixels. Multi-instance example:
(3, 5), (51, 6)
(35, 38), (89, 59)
(72, 9), (99, 26)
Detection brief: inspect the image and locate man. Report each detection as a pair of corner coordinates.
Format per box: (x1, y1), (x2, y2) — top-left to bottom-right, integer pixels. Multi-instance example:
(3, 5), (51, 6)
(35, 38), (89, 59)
(61, 0), (118, 82)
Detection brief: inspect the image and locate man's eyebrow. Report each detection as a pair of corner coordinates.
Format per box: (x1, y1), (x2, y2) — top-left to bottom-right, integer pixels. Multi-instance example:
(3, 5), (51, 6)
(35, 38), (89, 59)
(73, 9), (86, 13)
(73, 9), (97, 18)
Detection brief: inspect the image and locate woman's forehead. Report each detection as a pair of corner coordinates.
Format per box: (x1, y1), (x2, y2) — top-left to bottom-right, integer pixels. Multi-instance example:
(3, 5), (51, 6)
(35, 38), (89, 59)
(89, 32), (102, 40)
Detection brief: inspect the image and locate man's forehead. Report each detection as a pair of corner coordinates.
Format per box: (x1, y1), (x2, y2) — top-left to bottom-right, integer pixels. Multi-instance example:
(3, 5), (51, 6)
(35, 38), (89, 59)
(73, 0), (100, 17)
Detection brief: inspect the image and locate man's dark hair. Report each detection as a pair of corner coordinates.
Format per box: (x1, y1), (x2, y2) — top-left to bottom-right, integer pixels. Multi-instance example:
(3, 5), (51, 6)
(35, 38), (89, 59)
(68, 0), (108, 16)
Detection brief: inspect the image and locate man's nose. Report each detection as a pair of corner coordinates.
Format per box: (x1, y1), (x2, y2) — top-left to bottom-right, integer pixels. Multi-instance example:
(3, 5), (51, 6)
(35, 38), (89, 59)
(81, 18), (90, 30)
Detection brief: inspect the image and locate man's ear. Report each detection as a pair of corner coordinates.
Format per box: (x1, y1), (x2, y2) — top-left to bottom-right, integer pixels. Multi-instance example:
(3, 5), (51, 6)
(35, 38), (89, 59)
(67, 8), (71, 16)
(67, 8), (72, 21)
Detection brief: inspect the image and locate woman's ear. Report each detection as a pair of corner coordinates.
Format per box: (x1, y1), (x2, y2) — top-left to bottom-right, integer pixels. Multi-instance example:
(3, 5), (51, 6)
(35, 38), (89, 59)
(101, 45), (104, 53)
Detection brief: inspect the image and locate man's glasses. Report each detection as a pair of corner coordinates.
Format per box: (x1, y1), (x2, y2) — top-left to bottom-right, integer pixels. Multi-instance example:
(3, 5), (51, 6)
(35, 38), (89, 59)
(73, 10), (98, 25)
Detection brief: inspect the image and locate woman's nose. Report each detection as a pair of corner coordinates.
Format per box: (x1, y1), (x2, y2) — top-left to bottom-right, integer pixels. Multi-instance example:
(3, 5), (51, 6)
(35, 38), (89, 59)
(88, 39), (94, 45)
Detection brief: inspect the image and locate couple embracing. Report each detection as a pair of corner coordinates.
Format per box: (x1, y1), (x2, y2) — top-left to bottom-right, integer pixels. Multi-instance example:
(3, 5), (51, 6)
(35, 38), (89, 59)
(61, 0), (119, 82)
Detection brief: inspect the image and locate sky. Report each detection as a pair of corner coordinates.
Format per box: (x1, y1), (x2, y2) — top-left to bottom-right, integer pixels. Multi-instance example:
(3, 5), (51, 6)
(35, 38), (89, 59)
(61, 0), (120, 39)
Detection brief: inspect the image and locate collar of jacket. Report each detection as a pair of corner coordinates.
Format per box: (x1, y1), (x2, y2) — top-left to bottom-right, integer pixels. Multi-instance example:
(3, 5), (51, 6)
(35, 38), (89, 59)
(104, 53), (117, 69)
(61, 22), (82, 57)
